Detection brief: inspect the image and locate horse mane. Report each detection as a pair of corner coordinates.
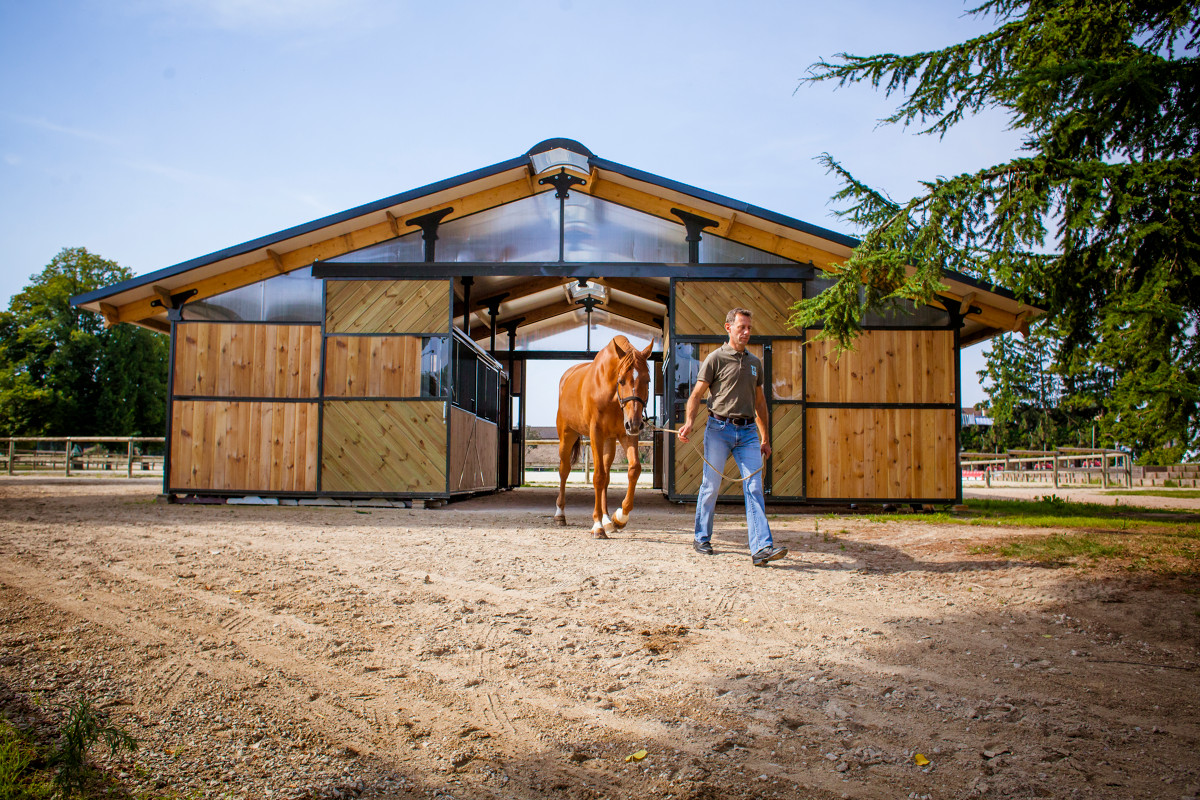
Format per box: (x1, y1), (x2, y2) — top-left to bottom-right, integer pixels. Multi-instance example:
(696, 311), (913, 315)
(609, 335), (648, 377)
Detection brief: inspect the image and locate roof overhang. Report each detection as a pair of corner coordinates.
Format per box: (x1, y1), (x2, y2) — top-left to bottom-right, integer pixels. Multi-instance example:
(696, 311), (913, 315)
(72, 137), (1041, 345)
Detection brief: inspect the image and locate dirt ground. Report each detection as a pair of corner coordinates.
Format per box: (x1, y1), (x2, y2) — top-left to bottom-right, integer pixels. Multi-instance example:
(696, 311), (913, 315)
(1, 477), (1198, 800)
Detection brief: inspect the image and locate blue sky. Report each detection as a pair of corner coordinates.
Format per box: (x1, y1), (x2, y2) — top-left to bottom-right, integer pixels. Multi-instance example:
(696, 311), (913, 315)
(0, 0), (1024, 422)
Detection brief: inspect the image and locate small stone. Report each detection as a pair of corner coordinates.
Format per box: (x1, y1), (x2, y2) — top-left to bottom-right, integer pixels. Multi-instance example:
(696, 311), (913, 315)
(836, 761), (849, 772)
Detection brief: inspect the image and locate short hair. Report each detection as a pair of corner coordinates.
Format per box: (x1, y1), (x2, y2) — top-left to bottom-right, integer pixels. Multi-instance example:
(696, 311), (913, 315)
(725, 308), (753, 325)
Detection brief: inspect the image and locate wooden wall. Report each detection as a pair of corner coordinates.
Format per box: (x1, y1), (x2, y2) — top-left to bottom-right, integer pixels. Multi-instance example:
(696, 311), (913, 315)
(672, 342), (764, 499)
(805, 329), (957, 500)
(324, 335), (423, 397)
(320, 279), (452, 494)
(322, 400), (447, 493)
(326, 280), (449, 334)
(449, 406), (498, 493)
(805, 408), (957, 499)
(169, 323), (321, 492)
(169, 400), (319, 492)
(173, 324), (321, 397)
(670, 280), (959, 502)
(673, 281), (804, 337)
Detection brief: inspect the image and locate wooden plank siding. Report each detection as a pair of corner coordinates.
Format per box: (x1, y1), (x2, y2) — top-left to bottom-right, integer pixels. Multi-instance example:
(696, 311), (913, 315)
(673, 281), (804, 337)
(323, 335), (423, 397)
(449, 406), (498, 493)
(806, 408), (957, 499)
(806, 330), (954, 404)
(321, 400), (447, 494)
(173, 324), (321, 398)
(770, 404), (805, 497)
(325, 280), (449, 334)
(169, 400), (318, 492)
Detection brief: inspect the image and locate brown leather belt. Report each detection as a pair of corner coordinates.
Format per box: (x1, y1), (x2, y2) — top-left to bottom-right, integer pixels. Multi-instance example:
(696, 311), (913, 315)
(711, 413), (754, 426)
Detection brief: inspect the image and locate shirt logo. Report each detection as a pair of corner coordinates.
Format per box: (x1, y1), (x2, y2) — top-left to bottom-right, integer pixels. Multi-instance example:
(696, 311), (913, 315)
(751, 365), (757, 378)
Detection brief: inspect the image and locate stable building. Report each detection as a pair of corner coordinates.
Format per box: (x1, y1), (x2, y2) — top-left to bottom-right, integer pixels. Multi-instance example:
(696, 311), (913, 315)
(72, 138), (1036, 505)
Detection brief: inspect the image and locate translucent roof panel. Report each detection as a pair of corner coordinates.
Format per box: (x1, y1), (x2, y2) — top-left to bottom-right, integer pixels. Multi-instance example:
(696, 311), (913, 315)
(182, 266), (322, 322)
(328, 192), (698, 264)
(512, 308), (659, 350)
(436, 193), (560, 263)
(563, 195), (689, 263)
(700, 233), (797, 264)
(328, 230), (424, 263)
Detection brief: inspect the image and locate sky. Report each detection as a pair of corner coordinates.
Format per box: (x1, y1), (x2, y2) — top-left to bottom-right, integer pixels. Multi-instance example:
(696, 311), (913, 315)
(0, 0), (1027, 424)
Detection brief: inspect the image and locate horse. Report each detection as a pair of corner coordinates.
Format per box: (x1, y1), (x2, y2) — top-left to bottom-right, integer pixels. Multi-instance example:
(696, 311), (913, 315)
(553, 336), (654, 538)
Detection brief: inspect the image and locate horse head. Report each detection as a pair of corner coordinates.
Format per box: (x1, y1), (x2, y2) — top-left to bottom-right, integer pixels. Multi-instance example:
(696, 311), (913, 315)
(611, 338), (654, 436)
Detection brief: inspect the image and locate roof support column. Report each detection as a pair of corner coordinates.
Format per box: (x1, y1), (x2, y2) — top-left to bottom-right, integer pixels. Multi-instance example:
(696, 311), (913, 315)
(406, 207), (454, 262)
(461, 277), (474, 335)
(670, 209), (719, 264)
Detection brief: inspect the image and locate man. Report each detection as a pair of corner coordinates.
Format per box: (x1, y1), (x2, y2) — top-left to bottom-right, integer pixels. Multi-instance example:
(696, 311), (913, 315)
(678, 308), (787, 566)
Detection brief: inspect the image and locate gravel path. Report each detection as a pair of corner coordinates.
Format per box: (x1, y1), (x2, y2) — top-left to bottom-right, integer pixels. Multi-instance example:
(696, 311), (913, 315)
(1, 477), (1197, 799)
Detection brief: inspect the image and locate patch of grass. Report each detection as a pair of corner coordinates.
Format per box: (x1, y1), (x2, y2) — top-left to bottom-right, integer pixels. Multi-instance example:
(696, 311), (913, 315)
(0, 721), (53, 799)
(1102, 489), (1200, 498)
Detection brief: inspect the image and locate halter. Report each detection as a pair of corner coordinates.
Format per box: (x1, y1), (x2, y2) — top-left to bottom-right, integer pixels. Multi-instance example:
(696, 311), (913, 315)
(614, 351), (649, 415)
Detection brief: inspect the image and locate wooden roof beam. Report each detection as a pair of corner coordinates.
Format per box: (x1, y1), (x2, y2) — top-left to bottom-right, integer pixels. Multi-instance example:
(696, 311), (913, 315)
(108, 175), (540, 325)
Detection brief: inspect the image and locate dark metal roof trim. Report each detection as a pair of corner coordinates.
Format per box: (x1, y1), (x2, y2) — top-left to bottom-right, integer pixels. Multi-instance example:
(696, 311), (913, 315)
(70, 155), (529, 306)
(314, 261), (817, 281)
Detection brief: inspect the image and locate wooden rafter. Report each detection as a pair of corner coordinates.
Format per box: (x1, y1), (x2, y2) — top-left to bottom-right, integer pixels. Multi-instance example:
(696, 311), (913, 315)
(109, 175), (543, 325)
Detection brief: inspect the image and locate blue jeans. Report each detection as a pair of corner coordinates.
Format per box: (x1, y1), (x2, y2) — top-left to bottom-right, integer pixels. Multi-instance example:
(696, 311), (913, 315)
(694, 419), (773, 554)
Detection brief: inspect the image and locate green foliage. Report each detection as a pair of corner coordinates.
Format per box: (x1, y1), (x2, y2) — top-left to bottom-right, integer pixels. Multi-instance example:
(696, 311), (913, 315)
(795, 0), (1200, 462)
(48, 696), (137, 799)
(0, 247), (168, 436)
(0, 722), (51, 800)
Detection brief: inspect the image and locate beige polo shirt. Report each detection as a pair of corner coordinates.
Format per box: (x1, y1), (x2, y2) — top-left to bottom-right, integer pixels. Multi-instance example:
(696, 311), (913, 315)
(697, 343), (763, 419)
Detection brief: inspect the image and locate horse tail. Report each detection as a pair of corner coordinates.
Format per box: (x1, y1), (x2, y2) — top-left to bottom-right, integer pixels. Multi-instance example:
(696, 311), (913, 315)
(570, 437), (582, 467)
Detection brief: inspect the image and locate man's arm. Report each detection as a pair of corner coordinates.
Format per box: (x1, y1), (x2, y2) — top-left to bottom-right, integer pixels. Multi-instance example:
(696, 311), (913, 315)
(677, 380), (710, 442)
(754, 383), (771, 460)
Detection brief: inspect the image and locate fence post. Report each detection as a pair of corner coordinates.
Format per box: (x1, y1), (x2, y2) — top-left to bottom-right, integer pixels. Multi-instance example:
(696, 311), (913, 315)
(1052, 452), (1059, 489)
(64, 438), (71, 477)
(5, 439), (12, 476)
(985, 464), (991, 488)
(1125, 453), (1132, 488)
(127, 439), (134, 478)
(1101, 453), (1109, 488)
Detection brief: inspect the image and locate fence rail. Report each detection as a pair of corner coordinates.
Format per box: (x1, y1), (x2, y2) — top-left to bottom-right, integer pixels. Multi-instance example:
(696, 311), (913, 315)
(960, 448), (1132, 488)
(1, 437), (166, 477)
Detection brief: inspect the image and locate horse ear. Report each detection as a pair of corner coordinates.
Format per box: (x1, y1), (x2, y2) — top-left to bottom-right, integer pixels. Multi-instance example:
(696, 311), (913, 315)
(641, 340), (654, 359)
(612, 340), (628, 359)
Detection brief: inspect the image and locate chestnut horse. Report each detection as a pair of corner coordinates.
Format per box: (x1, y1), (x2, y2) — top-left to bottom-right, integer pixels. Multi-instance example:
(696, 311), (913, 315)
(554, 336), (653, 538)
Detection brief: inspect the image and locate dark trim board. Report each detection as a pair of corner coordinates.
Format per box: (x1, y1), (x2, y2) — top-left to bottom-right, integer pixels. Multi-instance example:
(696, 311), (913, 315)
(314, 261), (817, 281)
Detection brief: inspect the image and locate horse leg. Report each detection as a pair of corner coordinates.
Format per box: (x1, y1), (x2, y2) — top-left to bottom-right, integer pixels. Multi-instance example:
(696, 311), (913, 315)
(591, 438), (613, 538)
(612, 435), (641, 530)
(555, 430), (579, 527)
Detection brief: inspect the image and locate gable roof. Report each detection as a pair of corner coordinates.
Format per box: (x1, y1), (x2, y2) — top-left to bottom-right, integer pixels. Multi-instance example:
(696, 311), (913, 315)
(71, 138), (1037, 345)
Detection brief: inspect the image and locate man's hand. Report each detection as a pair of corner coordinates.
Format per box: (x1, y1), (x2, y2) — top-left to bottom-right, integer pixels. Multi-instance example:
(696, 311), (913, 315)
(678, 421), (693, 443)
(760, 441), (772, 460)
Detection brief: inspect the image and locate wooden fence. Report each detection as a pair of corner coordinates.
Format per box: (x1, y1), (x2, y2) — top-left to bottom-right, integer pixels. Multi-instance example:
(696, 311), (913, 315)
(1, 437), (166, 477)
(960, 448), (1132, 488)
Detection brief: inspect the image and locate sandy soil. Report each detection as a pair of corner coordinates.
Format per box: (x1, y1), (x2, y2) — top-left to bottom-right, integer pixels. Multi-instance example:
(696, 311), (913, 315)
(1, 477), (1198, 799)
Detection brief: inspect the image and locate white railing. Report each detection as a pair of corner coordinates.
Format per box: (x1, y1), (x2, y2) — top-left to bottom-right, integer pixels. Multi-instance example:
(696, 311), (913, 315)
(1, 437), (165, 477)
(960, 448), (1132, 488)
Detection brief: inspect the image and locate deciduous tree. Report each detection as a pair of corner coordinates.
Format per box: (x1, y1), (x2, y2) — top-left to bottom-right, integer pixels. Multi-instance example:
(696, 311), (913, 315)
(0, 247), (168, 436)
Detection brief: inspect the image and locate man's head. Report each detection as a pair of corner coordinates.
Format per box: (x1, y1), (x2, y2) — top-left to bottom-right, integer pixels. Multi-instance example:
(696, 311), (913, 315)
(724, 308), (752, 350)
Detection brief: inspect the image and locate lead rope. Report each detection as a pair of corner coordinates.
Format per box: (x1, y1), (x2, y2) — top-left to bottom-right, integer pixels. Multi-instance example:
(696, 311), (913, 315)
(643, 417), (766, 484)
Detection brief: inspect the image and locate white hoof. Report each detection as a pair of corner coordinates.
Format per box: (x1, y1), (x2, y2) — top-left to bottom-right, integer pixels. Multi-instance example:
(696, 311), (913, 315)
(602, 514), (616, 535)
(612, 508), (630, 529)
(591, 521), (608, 539)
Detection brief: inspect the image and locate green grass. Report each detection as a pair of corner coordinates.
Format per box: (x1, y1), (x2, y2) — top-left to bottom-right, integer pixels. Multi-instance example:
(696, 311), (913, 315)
(861, 496), (1200, 578)
(0, 721), (52, 800)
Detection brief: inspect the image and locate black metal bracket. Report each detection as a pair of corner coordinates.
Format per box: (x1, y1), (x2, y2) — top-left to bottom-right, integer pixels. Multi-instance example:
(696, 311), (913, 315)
(150, 288), (198, 311)
(538, 168), (586, 199)
(576, 296), (602, 313)
(405, 207), (454, 262)
(938, 294), (979, 329)
(669, 208), (719, 264)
